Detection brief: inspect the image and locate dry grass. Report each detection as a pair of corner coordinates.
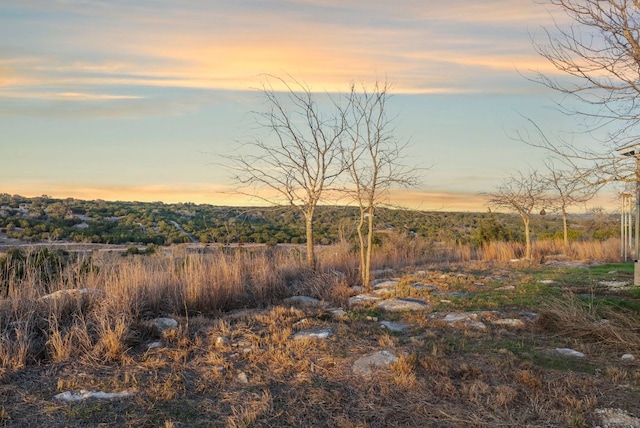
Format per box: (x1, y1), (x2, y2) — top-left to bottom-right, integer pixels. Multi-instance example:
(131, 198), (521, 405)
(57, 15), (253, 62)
(0, 239), (638, 427)
(537, 293), (640, 354)
(479, 238), (620, 262)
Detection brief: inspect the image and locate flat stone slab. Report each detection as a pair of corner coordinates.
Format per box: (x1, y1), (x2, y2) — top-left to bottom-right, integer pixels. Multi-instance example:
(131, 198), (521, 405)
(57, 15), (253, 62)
(372, 288), (395, 296)
(326, 308), (347, 319)
(555, 348), (585, 358)
(54, 389), (134, 402)
(545, 260), (591, 268)
(538, 279), (557, 284)
(348, 294), (381, 306)
(491, 318), (525, 328)
(292, 328), (333, 341)
(494, 285), (515, 291)
(376, 298), (429, 312)
(284, 296), (325, 307)
(380, 321), (408, 332)
(352, 350), (398, 376)
(144, 317), (178, 334)
(467, 321), (487, 330)
(594, 408), (640, 428)
(443, 313), (477, 323)
(438, 312), (488, 330)
(41, 288), (103, 300)
(599, 281), (630, 288)
(373, 280), (399, 289)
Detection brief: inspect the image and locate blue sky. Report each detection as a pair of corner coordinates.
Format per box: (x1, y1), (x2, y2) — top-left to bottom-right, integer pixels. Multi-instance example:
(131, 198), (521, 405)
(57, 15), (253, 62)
(0, 0), (612, 210)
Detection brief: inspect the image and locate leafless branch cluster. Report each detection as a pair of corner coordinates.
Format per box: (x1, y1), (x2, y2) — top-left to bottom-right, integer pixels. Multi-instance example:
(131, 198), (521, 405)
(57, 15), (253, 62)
(343, 81), (421, 287)
(522, 0), (640, 190)
(482, 171), (547, 260)
(533, 0), (640, 147)
(225, 76), (421, 282)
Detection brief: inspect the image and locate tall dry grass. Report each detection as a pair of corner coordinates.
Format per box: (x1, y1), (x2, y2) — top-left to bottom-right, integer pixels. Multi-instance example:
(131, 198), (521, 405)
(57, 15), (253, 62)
(478, 238), (620, 263)
(0, 236), (626, 371)
(538, 293), (640, 354)
(0, 246), (316, 370)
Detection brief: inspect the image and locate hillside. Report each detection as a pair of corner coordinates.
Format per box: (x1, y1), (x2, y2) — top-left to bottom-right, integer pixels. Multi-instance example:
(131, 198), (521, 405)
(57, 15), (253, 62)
(0, 194), (618, 248)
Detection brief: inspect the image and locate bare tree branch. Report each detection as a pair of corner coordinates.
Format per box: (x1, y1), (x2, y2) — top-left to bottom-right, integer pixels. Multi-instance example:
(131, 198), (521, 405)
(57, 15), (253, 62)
(481, 171), (547, 260)
(224, 74), (348, 268)
(526, 1), (640, 188)
(342, 80), (422, 287)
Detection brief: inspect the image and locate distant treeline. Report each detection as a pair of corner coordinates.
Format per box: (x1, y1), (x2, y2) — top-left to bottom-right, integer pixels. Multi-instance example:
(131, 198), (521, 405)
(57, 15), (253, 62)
(0, 194), (619, 247)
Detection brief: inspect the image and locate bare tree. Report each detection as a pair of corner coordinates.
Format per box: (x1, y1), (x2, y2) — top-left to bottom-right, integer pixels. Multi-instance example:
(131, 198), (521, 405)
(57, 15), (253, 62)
(526, 0), (640, 280)
(483, 171), (547, 261)
(343, 81), (420, 288)
(226, 75), (347, 268)
(526, 0), (640, 183)
(533, 1), (640, 145)
(541, 160), (597, 251)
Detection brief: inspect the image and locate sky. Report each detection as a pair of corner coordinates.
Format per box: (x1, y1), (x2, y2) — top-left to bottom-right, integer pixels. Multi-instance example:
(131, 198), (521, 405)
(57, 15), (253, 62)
(0, 0), (617, 211)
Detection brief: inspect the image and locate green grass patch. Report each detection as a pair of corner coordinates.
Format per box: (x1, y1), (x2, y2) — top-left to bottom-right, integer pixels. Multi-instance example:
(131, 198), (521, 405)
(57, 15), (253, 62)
(431, 281), (561, 312)
(447, 335), (598, 374)
(542, 263), (634, 288)
(577, 294), (640, 314)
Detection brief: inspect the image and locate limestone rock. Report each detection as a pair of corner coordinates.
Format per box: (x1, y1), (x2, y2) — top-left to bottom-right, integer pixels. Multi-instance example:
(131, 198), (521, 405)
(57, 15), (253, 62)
(144, 317), (178, 334)
(467, 321), (487, 330)
(372, 280), (399, 289)
(594, 408), (640, 428)
(146, 341), (163, 350)
(375, 298), (428, 312)
(284, 296), (324, 307)
(237, 372), (249, 384)
(348, 294), (381, 306)
(352, 350), (398, 376)
(621, 353), (635, 361)
(326, 308), (347, 319)
(41, 288), (103, 300)
(54, 389), (133, 402)
(380, 321), (408, 332)
(555, 348), (585, 358)
(443, 313), (477, 323)
(214, 336), (229, 348)
(293, 328), (333, 341)
(491, 318), (525, 328)
(599, 280), (629, 288)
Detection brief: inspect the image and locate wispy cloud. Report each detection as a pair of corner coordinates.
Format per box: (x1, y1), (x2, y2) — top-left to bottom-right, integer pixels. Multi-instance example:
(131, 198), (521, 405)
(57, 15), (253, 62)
(0, 90), (143, 101)
(0, 0), (559, 100)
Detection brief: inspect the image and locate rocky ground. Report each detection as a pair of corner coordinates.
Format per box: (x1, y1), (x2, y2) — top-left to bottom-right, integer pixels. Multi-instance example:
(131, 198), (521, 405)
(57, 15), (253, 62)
(2, 261), (640, 427)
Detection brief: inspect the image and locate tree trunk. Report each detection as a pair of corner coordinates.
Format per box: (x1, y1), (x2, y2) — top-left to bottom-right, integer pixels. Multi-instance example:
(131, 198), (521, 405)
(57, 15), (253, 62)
(357, 207), (367, 288)
(363, 205), (375, 289)
(562, 210), (569, 253)
(523, 217), (532, 260)
(305, 213), (315, 269)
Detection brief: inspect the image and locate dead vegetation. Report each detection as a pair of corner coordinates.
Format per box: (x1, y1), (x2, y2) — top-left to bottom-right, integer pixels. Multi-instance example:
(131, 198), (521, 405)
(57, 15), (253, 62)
(0, 238), (638, 427)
